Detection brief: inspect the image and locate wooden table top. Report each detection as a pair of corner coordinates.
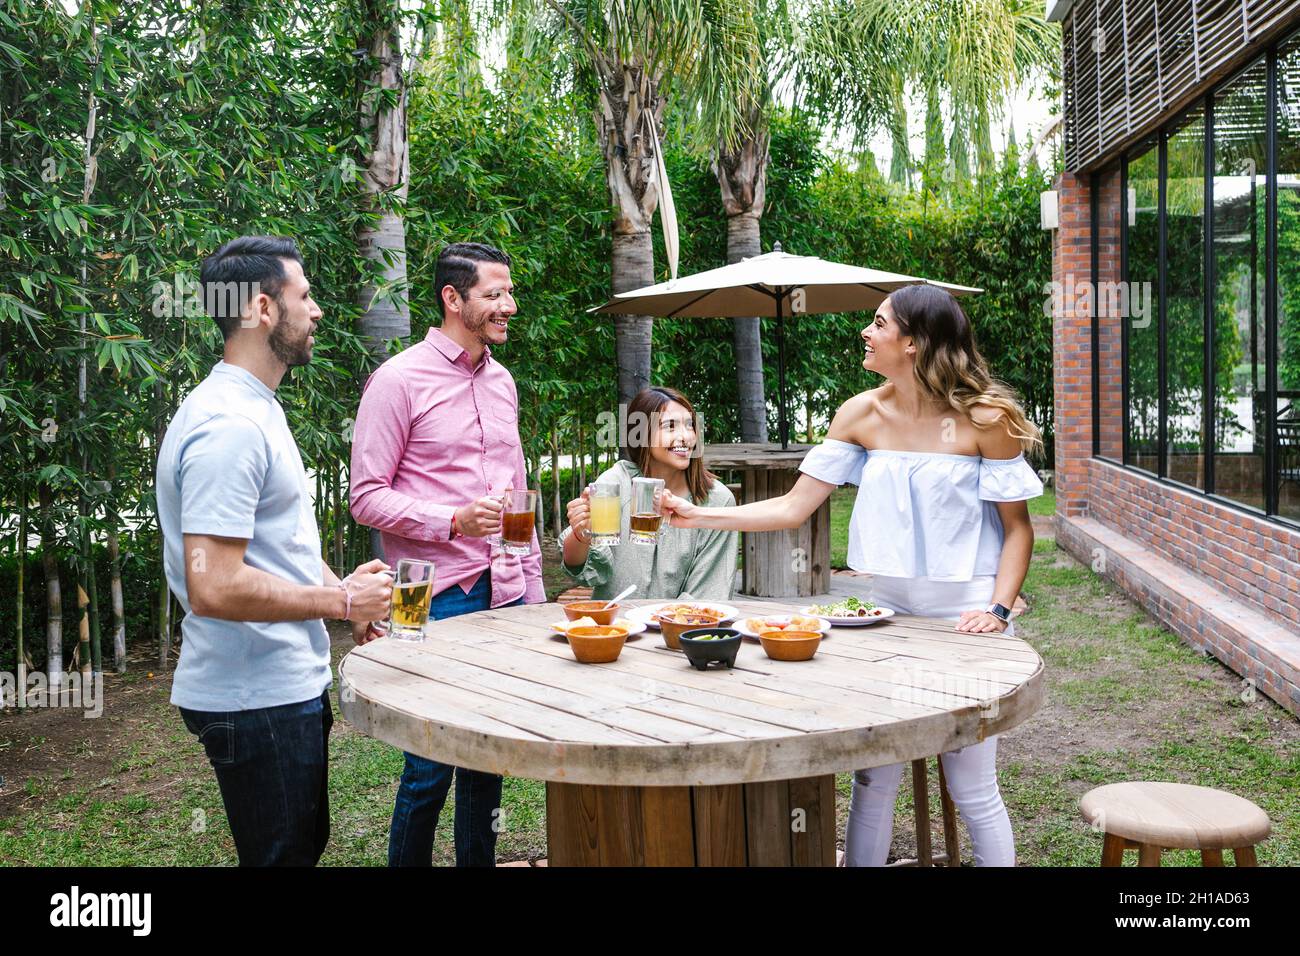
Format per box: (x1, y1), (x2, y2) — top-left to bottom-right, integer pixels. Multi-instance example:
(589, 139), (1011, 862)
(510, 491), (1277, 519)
(700, 442), (815, 470)
(338, 599), (1044, 788)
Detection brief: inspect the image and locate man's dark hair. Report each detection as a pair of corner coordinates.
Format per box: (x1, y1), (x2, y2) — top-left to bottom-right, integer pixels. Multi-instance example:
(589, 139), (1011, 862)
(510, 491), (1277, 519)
(434, 242), (511, 319)
(199, 235), (303, 339)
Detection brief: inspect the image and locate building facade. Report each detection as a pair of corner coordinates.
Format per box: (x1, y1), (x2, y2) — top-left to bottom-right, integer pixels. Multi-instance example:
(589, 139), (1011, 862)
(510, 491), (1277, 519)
(1049, 0), (1300, 715)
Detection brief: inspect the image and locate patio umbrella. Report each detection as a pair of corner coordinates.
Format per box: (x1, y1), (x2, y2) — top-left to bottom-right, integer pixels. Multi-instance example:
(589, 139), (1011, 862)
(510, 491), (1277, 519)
(591, 243), (982, 448)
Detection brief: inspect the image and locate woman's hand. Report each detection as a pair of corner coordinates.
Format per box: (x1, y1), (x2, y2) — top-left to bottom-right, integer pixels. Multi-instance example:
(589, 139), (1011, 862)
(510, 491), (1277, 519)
(956, 609), (1009, 634)
(566, 486), (592, 540)
(660, 490), (701, 527)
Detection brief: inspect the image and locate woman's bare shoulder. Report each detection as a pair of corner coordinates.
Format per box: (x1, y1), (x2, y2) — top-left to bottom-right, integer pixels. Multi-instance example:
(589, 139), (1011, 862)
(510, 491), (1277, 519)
(827, 387), (886, 443)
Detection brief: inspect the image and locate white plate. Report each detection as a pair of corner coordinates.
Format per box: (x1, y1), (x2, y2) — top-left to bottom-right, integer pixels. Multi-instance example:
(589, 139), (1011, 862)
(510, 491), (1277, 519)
(549, 618), (647, 639)
(801, 605), (895, 626)
(734, 614), (832, 640)
(625, 602), (741, 630)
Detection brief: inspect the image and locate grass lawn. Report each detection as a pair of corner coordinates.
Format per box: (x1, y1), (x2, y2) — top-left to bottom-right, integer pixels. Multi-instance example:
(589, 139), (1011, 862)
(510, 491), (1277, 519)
(2, 486), (1294, 866)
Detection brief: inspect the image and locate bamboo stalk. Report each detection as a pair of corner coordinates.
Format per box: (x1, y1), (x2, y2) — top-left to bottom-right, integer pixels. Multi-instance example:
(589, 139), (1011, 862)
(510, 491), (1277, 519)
(16, 485), (26, 707)
(38, 482), (63, 695)
(107, 460), (125, 673)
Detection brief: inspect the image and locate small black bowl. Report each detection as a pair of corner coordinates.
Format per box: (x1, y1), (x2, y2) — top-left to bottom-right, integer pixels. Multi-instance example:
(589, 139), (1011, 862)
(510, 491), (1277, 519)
(678, 627), (742, 670)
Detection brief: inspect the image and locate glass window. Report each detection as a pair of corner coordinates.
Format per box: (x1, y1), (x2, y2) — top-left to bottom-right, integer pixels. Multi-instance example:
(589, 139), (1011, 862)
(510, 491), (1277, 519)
(1126, 143), (1160, 473)
(1212, 62), (1268, 511)
(1277, 39), (1300, 520)
(1165, 110), (1207, 489)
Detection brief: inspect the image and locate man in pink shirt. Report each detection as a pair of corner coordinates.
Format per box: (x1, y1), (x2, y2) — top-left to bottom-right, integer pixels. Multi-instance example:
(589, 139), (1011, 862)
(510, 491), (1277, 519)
(350, 242), (544, 867)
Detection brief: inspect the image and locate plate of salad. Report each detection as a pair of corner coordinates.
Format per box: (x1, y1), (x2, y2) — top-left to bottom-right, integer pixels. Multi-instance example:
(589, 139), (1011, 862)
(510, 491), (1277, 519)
(801, 597), (894, 626)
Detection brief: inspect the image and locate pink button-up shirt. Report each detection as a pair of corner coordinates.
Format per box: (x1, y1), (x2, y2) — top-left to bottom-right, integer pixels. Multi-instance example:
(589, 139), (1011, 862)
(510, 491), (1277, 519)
(349, 327), (544, 607)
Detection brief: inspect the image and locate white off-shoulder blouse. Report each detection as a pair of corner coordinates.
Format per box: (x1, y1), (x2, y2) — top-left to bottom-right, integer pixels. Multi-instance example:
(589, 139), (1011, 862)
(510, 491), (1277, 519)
(799, 438), (1043, 582)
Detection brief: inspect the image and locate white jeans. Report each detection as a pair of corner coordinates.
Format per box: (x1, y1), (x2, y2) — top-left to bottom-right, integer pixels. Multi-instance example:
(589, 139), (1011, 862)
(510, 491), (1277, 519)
(844, 574), (1016, 867)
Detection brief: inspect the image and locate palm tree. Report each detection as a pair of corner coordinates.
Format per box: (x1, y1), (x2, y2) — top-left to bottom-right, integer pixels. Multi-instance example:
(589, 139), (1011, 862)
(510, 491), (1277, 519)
(510, 0), (763, 404)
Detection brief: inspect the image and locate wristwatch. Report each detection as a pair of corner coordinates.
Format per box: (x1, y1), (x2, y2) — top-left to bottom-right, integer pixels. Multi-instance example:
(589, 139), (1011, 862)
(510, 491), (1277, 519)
(985, 602), (1012, 623)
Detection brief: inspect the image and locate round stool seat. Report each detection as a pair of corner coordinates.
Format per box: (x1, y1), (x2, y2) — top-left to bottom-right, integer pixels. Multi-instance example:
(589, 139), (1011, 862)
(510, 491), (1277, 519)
(1080, 782), (1271, 850)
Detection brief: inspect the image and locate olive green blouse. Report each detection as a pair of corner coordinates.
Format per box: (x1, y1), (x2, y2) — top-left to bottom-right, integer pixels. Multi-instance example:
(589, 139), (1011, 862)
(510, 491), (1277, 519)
(559, 460), (738, 602)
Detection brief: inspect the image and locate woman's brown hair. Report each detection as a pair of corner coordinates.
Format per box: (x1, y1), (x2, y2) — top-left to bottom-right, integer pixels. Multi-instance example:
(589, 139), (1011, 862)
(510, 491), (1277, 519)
(887, 284), (1044, 458)
(620, 387), (719, 503)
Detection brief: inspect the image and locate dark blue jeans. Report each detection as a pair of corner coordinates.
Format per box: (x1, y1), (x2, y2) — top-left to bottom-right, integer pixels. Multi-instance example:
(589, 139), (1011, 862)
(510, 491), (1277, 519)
(388, 571), (523, 867)
(180, 688), (332, 866)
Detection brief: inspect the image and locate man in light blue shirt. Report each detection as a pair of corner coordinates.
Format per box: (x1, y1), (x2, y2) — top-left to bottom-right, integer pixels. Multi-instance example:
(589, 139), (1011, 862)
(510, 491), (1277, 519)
(156, 235), (392, 865)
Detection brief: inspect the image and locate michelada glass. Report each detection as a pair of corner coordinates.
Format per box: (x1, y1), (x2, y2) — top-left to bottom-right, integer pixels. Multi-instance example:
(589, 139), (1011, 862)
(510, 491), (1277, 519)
(630, 476), (667, 545)
(388, 558), (435, 640)
(501, 489), (539, 556)
(588, 480), (622, 546)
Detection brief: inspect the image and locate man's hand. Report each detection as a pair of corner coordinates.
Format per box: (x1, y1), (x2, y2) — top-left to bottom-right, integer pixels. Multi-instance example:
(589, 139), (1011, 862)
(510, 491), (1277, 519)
(351, 619), (386, 645)
(454, 494), (505, 537)
(566, 486), (592, 539)
(343, 558), (393, 622)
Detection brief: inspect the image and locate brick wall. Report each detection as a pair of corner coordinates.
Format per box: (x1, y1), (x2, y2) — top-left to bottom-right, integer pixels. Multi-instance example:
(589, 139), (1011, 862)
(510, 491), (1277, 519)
(1052, 168), (1300, 648)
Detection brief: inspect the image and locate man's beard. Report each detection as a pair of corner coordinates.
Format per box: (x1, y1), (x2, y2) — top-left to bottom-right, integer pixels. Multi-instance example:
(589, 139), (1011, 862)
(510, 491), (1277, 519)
(463, 304), (497, 347)
(269, 308), (312, 368)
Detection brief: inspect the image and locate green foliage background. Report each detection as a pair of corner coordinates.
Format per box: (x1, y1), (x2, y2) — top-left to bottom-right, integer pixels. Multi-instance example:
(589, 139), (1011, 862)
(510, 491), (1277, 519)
(0, 1), (1055, 670)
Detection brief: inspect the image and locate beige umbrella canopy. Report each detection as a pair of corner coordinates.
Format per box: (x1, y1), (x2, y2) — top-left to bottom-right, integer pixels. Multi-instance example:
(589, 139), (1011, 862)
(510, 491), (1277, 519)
(591, 243), (982, 447)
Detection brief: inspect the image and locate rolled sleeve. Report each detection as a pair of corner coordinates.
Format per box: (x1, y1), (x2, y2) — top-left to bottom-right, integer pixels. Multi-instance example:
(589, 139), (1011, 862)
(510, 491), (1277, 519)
(798, 438), (868, 486)
(349, 363), (457, 542)
(178, 413), (267, 539)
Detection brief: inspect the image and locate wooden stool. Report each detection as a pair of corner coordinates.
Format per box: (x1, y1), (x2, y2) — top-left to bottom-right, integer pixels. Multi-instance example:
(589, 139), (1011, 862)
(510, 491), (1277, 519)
(1079, 782), (1271, 867)
(888, 757), (961, 867)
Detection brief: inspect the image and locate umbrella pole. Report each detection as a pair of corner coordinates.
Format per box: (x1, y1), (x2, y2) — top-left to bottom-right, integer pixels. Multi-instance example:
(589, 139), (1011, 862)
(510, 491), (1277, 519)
(777, 293), (788, 449)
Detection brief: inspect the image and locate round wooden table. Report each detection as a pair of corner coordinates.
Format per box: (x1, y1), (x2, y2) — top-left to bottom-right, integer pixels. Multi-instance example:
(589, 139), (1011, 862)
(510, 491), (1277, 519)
(338, 599), (1044, 867)
(701, 442), (831, 598)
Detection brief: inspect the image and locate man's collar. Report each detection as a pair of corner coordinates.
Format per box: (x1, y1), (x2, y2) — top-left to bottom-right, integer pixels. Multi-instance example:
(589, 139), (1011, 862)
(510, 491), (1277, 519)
(426, 326), (491, 368)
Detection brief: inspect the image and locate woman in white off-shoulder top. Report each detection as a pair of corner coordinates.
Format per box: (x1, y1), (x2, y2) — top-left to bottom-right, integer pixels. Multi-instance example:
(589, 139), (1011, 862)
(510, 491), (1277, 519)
(663, 283), (1042, 867)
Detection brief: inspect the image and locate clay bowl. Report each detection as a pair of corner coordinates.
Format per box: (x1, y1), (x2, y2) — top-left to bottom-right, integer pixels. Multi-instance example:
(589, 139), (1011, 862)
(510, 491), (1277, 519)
(678, 627), (742, 670)
(758, 629), (822, 662)
(563, 601), (620, 626)
(660, 611), (724, 651)
(565, 624), (629, 664)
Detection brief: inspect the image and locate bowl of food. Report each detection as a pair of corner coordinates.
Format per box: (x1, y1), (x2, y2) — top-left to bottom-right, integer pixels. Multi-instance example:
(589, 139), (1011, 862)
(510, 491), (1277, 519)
(737, 614), (829, 639)
(565, 624), (630, 663)
(678, 628), (742, 670)
(758, 629), (822, 662)
(659, 609), (724, 650)
(562, 601), (620, 626)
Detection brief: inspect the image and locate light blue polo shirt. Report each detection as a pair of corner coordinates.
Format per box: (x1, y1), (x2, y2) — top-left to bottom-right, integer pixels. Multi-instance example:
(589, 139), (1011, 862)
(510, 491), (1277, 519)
(157, 361), (331, 711)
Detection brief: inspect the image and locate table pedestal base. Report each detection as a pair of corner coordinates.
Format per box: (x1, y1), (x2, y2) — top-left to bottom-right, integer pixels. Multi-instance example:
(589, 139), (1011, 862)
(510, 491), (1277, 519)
(739, 468), (831, 597)
(545, 774), (837, 867)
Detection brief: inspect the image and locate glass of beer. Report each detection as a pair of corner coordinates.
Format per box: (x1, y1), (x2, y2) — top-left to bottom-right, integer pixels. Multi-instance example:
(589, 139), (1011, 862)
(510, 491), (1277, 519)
(630, 476), (667, 544)
(388, 558), (435, 641)
(501, 489), (539, 556)
(588, 480), (621, 546)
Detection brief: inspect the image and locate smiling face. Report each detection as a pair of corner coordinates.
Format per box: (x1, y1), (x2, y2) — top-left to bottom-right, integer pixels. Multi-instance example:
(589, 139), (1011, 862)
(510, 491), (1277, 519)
(861, 296), (913, 378)
(266, 258), (322, 368)
(647, 400), (698, 473)
(456, 261), (516, 349)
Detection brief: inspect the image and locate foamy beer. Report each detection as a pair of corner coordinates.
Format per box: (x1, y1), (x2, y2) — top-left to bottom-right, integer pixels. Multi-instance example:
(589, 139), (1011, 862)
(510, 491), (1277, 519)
(388, 558), (435, 640)
(501, 489), (539, 555)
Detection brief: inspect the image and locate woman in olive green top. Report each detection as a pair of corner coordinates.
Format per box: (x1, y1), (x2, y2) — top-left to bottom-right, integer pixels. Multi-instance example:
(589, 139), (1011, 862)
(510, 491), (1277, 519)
(559, 387), (738, 602)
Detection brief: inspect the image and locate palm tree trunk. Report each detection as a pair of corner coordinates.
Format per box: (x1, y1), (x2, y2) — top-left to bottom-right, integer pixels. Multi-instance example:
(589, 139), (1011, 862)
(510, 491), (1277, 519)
(611, 232), (654, 403)
(598, 60), (665, 404)
(717, 116), (770, 443)
(888, 77), (911, 188)
(356, 0), (410, 364)
(38, 483), (62, 695)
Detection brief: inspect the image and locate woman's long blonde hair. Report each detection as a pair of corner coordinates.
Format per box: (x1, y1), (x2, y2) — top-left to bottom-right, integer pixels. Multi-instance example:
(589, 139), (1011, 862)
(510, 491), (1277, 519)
(888, 284), (1043, 458)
